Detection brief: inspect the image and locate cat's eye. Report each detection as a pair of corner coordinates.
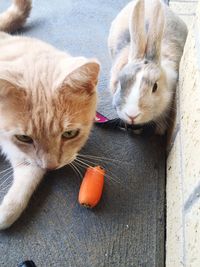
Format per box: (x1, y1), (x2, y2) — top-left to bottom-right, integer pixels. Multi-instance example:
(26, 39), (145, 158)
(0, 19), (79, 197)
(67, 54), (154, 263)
(15, 135), (33, 144)
(62, 129), (80, 140)
(152, 82), (158, 93)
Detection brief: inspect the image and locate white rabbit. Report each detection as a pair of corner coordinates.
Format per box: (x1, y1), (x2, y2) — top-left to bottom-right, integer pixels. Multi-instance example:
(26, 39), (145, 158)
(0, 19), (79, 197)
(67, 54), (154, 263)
(108, 0), (188, 134)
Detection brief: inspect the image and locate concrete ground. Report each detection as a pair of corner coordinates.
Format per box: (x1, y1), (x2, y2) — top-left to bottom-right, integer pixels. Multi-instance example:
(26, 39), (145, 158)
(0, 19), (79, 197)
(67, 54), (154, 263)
(0, 1), (166, 266)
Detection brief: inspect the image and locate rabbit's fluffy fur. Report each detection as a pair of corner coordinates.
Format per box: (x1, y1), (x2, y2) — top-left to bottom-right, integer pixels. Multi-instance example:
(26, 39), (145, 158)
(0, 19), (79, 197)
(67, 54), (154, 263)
(108, 0), (188, 134)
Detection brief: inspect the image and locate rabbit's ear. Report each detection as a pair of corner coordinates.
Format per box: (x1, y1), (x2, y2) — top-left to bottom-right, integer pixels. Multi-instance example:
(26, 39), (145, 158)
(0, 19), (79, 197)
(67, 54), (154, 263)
(129, 0), (147, 61)
(145, 0), (165, 62)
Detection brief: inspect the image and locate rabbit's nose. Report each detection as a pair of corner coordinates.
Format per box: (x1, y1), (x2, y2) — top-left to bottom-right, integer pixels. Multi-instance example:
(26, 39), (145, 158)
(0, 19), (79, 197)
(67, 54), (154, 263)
(126, 113), (140, 123)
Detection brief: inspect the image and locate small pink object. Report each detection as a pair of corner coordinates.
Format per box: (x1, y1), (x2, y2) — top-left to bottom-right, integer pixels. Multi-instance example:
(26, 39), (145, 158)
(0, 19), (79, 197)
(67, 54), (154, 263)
(95, 112), (109, 123)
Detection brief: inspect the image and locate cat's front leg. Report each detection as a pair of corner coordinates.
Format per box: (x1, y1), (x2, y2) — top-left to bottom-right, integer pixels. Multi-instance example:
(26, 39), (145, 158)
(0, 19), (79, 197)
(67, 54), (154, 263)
(0, 163), (45, 230)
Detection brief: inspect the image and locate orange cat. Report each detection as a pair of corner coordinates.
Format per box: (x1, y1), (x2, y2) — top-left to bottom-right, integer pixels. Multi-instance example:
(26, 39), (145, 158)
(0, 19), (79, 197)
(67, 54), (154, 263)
(0, 0), (100, 229)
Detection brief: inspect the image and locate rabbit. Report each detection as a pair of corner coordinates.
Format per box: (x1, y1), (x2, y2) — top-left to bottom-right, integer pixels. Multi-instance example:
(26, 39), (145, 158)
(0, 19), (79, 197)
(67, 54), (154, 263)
(108, 0), (188, 134)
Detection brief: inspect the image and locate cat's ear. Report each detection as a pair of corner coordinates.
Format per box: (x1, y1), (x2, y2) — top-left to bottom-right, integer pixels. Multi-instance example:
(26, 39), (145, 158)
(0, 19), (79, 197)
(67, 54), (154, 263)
(0, 79), (15, 97)
(62, 61), (100, 95)
(0, 79), (26, 102)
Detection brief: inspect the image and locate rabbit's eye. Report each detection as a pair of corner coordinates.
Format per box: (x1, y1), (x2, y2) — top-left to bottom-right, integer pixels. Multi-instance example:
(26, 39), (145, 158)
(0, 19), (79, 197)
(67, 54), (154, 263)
(152, 82), (158, 93)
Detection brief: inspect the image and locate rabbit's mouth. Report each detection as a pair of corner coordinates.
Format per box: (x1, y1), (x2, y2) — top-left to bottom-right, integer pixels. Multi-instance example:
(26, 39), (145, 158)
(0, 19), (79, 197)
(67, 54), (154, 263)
(115, 107), (142, 125)
(94, 112), (156, 134)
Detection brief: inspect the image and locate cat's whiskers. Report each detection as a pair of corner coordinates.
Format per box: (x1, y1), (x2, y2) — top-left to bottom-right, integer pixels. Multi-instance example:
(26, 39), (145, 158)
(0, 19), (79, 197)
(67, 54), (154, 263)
(0, 180), (13, 193)
(0, 173), (13, 189)
(74, 160), (122, 188)
(0, 161), (29, 184)
(77, 153), (125, 164)
(23, 160), (31, 167)
(0, 165), (13, 176)
(76, 157), (96, 166)
(74, 158), (123, 187)
(76, 155), (125, 184)
(69, 162), (83, 180)
(0, 169), (13, 182)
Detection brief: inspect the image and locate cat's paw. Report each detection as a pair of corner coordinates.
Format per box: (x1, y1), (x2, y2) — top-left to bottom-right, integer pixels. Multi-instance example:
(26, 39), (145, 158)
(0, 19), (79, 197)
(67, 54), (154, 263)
(0, 203), (20, 230)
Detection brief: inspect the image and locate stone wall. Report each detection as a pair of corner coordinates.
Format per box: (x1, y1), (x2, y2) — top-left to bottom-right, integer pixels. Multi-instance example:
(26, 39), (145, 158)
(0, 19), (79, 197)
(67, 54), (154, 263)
(166, 1), (200, 266)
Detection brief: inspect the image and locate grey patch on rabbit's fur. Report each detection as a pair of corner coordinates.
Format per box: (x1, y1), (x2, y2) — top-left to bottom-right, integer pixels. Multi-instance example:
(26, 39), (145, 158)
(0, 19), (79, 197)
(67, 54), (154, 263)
(145, 21), (149, 32)
(145, 44), (158, 61)
(114, 29), (130, 57)
(113, 63), (141, 108)
(112, 84), (125, 109)
(119, 62), (141, 90)
(113, 21), (150, 59)
(142, 77), (154, 87)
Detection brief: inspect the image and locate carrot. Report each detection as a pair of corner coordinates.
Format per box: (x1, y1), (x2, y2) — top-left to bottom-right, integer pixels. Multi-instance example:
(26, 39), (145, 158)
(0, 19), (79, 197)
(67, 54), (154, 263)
(78, 166), (105, 208)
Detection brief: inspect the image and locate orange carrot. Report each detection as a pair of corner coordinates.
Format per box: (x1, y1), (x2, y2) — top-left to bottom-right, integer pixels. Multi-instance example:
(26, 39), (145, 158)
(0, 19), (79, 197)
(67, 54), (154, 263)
(78, 166), (105, 208)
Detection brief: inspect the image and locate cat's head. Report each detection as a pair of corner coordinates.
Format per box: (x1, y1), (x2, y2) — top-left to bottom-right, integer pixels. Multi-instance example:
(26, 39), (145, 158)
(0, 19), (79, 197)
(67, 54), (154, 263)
(0, 58), (100, 170)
